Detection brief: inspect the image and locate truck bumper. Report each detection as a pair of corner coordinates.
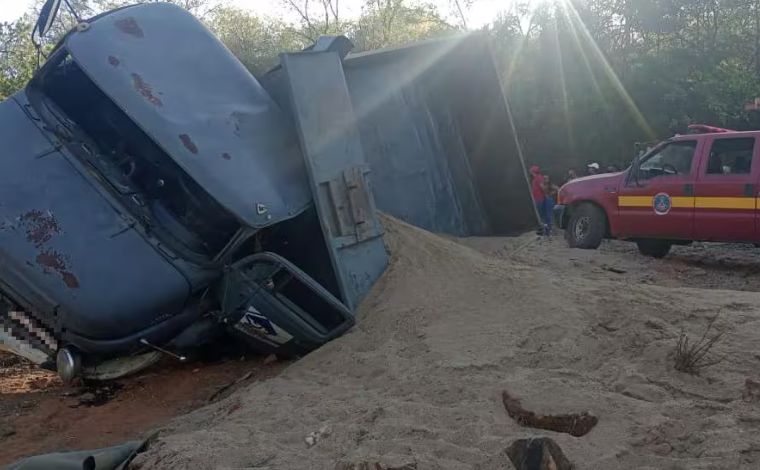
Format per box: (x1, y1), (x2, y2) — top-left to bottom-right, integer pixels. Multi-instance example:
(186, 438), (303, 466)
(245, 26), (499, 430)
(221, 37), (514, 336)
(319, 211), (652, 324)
(553, 204), (567, 229)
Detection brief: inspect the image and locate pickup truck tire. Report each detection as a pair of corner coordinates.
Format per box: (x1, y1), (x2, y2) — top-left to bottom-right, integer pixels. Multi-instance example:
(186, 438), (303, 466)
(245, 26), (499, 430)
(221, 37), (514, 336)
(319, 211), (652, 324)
(636, 239), (672, 258)
(565, 203), (605, 249)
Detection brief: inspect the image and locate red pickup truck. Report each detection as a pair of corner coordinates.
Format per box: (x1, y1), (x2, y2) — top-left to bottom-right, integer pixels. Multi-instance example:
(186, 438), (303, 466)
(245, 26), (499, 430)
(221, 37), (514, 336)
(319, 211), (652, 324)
(554, 129), (760, 257)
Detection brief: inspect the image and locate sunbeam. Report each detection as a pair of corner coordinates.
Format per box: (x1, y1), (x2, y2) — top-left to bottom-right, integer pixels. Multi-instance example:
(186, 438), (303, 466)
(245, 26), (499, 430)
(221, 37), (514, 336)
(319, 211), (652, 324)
(559, 0), (656, 139)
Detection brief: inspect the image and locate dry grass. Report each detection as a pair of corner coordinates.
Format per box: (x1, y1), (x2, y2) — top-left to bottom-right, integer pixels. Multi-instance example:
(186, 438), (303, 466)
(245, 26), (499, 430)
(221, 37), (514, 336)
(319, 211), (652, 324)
(674, 315), (724, 375)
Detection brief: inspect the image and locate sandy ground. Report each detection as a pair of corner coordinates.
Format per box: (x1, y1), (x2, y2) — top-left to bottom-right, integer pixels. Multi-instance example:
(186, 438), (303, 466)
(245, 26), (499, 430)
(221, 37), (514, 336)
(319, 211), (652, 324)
(5, 219), (760, 468)
(119, 219), (760, 470)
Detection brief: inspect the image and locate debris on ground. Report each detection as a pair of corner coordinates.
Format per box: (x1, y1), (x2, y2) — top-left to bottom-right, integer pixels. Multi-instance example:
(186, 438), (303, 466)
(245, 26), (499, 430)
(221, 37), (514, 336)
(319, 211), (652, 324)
(305, 424), (331, 447)
(506, 437), (574, 470)
(501, 391), (598, 437)
(602, 265), (627, 274)
(69, 383), (124, 408)
(743, 378), (760, 403)
(206, 371), (254, 403)
(336, 463), (418, 470)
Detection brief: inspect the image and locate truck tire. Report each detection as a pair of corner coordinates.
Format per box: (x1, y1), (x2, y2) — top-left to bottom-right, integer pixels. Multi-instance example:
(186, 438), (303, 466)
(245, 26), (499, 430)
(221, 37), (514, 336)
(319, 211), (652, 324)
(565, 203), (605, 249)
(636, 239), (671, 258)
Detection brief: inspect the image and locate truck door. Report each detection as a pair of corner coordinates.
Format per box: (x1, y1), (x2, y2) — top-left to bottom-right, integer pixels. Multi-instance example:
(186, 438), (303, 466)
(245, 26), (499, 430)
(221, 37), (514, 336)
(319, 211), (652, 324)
(693, 136), (759, 241)
(616, 139), (699, 240)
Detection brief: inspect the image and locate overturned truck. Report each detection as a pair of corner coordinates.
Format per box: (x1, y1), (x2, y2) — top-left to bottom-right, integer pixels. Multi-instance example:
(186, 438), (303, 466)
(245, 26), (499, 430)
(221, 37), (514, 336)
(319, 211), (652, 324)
(0, 3), (535, 382)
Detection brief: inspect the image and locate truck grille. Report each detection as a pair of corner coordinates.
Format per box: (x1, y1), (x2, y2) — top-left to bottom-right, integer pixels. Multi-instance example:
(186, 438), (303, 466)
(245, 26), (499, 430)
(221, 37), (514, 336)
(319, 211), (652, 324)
(0, 292), (57, 357)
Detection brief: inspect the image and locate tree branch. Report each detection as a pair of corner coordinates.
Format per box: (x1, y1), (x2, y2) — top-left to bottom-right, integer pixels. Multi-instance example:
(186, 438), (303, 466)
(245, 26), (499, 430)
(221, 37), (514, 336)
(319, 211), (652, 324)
(453, 0), (468, 29)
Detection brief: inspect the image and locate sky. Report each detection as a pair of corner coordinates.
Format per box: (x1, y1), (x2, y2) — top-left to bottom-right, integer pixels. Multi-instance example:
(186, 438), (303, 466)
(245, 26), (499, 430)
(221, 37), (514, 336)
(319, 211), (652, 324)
(0, 0), (512, 28)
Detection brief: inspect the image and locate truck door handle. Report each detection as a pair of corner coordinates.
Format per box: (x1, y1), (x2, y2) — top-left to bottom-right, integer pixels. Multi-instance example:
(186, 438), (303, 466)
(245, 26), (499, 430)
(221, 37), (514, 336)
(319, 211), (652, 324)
(683, 184), (694, 196)
(745, 184), (755, 197)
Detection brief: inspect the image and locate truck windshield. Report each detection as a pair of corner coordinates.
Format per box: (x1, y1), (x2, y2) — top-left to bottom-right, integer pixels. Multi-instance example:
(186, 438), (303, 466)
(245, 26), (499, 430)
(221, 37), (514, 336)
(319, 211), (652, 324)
(638, 141), (697, 180)
(31, 51), (239, 259)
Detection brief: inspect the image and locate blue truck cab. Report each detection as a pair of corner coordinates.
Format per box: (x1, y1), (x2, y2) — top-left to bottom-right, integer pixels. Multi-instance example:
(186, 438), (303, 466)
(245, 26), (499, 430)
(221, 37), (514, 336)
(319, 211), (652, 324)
(0, 3), (367, 379)
(0, 1), (535, 381)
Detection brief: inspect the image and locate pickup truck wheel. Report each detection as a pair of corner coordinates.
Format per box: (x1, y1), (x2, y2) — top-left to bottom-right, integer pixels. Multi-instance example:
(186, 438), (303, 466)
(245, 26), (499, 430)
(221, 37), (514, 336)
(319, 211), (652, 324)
(565, 203), (605, 249)
(636, 239), (672, 258)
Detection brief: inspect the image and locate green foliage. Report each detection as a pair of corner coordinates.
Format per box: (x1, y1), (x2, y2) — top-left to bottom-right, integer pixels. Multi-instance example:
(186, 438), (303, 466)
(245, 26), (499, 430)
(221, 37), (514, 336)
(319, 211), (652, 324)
(209, 7), (306, 75)
(0, 0), (457, 98)
(490, 0), (760, 177)
(0, 20), (37, 100)
(352, 0), (456, 51)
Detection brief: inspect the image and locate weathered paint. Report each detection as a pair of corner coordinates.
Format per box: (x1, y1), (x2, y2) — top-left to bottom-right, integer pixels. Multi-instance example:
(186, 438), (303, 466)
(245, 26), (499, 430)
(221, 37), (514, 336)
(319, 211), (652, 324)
(36, 249), (79, 289)
(16, 209), (80, 290)
(179, 134), (198, 154)
(114, 17), (143, 38)
(66, 3), (311, 228)
(131, 73), (162, 107)
(19, 210), (60, 248)
(0, 91), (193, 341)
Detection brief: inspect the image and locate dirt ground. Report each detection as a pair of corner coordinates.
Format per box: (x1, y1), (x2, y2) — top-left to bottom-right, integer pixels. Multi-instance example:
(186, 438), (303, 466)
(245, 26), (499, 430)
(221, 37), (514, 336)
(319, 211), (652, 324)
(5, 221), (760, 468)
(459, 234), (760, 293)
(0, 351), (286, 466)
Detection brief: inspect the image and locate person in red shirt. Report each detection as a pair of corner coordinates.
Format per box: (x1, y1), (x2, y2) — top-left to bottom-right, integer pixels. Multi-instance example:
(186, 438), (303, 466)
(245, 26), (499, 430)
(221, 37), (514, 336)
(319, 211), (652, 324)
(530, 165), (550, 235)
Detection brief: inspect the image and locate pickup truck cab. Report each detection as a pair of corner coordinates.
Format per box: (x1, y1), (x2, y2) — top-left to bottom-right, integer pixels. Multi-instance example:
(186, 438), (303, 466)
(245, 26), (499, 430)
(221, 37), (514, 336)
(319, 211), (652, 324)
(555, 129), (760, 257)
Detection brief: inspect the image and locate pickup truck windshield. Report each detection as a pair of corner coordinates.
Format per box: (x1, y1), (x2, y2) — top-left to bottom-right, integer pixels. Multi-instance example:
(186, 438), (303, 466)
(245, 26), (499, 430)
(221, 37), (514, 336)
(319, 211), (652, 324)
(32, 51), (239, 259)
(638, 141), (697, 180)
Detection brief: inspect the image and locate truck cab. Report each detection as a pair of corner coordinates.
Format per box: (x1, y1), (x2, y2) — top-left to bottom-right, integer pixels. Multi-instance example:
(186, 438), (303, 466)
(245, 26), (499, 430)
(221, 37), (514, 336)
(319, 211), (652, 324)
(555, 129), (760, 257)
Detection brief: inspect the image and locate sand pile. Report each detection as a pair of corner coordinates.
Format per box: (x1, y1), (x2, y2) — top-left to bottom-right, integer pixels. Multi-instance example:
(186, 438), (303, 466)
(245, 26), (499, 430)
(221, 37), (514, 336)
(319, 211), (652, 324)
(135, 217), (760, 469)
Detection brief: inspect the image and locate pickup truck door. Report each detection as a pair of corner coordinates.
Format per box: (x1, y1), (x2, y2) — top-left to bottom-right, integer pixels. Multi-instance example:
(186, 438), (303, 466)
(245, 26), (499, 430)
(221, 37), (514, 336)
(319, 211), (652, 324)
(616, 139), (700, 240)
(693, 136), (759, 241)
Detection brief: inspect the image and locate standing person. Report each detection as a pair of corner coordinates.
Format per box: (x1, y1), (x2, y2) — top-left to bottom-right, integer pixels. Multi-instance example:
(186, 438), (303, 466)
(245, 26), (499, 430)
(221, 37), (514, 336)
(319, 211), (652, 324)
(530, 165), (549, 235)
(565, 168), (578, 185)
(586, 162), (600, 175)
(542, 175), (559, 236)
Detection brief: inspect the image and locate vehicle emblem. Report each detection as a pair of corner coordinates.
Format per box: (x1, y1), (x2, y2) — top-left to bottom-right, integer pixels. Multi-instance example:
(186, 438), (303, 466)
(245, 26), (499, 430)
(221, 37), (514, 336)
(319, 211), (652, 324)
(653, 193), (672, 215)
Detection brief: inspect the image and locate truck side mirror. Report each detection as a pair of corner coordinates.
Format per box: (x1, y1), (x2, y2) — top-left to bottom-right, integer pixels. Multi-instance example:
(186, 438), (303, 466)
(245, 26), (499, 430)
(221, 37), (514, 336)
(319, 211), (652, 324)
(33, 0), (62, 44)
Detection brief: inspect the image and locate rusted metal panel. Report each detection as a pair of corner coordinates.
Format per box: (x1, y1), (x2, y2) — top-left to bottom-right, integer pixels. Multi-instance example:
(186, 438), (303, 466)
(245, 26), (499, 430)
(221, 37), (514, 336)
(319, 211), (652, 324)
(65, 3), (311, 228)
(281, 51), (387, 311)
(0, 93), (192, 340)
(342, 166), (377, 242)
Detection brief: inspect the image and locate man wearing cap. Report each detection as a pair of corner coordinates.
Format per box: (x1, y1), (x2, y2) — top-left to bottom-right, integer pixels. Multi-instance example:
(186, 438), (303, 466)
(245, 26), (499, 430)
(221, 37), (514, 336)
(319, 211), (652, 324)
(587, 162), (600, 175)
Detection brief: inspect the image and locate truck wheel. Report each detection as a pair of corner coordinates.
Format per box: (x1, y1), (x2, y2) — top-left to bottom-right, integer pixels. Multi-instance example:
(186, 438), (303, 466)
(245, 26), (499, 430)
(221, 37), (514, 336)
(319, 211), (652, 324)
(565, 203), (605, 249)
(636, 239), (671, 258)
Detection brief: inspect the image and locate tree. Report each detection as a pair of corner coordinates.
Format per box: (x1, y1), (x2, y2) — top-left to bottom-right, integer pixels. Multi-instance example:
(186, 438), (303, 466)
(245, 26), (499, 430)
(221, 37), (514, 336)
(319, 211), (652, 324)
(281, 0), (345, 41)
(0, 0), (222, 99)
(0, 19), (37, 100)
(480, 0), (760, 177)
(352, 0), (455, 51)
(210, 7), (306, 75)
